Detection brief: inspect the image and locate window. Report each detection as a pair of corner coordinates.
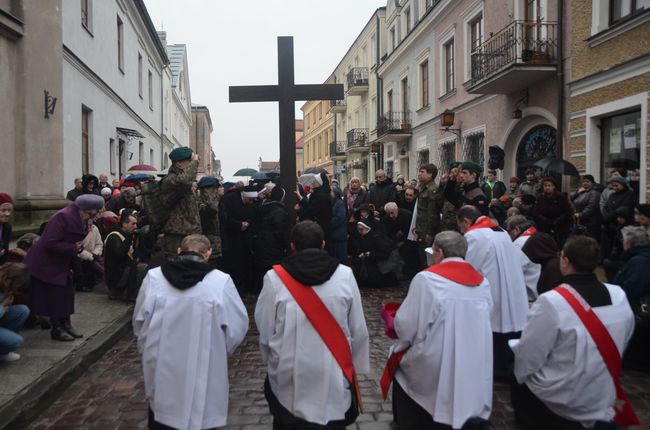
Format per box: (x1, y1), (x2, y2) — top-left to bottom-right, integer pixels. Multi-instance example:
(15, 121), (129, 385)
(401, 77), (409, 113)
(109, 138), (116, 175)
(462, 132), (485, 168)
(469, 15), (483, 52)
(138, 54), (143, 98)
(81, 0), (92, 32)
(600, 110), (641, 193)
(81, 107), (91, 174)
(443, 39), (455, 94)
(117, 16), (124, 72)
(610, 0), (650, 24)
(387, 90), (393, 113)
(149, 149), (154, 166)
(420, 60), (429, 108)
(417, 150), (430, 171)
(148, 71), (153, 110)
(405, 8), (412, 33)
(163, 152), (168, 170)
(439, 140), (456, 174)
(390, 27), (396, 51)
(139, 141), (144, 164)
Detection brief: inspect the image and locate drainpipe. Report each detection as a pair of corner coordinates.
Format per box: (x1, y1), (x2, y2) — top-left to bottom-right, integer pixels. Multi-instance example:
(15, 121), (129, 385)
(376, 11), (384, 170)
(556, 0), (564, 160)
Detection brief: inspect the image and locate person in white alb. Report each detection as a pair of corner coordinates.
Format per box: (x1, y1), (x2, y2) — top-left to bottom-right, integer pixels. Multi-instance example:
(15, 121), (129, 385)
(512, 236), (636, 430)
(387, 231), (494, 430)
(133, 234), (249, 430)
(505, 215), (542, 301)
(255, 221), (370, 429)
(456, 205), (529, 380)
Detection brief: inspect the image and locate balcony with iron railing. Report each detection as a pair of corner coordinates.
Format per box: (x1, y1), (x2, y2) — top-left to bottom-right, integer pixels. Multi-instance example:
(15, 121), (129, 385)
(346, 67), (369, 95)
(465, 20), (557, 94)
(328, 99), (346, 114)
(377, 111), (412, 142)
(329, 141), (347, 159)
(346, 128), (369, 152)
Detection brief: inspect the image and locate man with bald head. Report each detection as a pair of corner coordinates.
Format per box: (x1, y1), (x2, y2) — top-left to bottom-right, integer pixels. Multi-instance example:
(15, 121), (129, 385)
(369, 169), (397, 217)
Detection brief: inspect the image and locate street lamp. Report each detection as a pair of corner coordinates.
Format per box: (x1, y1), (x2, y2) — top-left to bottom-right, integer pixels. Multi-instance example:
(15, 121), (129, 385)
(440, 109), (461, 140)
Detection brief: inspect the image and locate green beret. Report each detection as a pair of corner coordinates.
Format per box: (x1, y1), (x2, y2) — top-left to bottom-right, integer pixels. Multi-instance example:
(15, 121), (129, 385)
(449, 161), (461, 169)
(198, 176), (220, 189)
(169, 146), (193, 162)
(461, 161), (482, 174)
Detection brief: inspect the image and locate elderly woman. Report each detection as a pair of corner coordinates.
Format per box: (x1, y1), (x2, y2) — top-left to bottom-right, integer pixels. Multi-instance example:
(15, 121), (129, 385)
(350, 220), (397, 289)
(343, 177), (369, 217)
(614, 226), (650, 371)
(570, 174), (602, 240)
(0, 193), (13, 265)
(533, 177), (573, 247)
(24, 194), (105, 341)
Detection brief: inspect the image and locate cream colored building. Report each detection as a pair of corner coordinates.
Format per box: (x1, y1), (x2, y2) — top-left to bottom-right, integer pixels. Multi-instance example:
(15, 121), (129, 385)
(567, 1), (650, 202)
(330, 8), (387, 186)
(295, 119), (304, 175)
(190, 104), (214, 177)
(301, 76), (335, 175)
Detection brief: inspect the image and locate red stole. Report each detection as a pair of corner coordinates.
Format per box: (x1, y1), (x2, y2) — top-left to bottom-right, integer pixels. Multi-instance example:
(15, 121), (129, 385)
(272, 265), (363, 413)
(555, 284), (640, 426)
(380, 261), (484, 400)
(465, 216), (498, 233)
(520, 226), (537, 237)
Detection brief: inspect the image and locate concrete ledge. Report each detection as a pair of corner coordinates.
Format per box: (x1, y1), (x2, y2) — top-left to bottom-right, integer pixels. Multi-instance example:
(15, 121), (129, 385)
(0, 292), (133, 429)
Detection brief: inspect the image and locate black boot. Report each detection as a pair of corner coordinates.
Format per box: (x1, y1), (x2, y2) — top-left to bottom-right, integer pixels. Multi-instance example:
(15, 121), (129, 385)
(62, 318), (83, 339)
(51, 320), (75, 342)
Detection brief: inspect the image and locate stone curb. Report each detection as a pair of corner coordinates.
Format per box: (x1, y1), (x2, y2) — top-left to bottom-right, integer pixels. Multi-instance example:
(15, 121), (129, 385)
(0, 307), (133, 430)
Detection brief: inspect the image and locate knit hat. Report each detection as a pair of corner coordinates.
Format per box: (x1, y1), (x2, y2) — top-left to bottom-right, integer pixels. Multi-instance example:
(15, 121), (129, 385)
(608, 176), (627, 186)
(0, 193), (13, 205)
(169, 146), (193, 162)
(636, 204), (650, 218)
(541, 177), (558, 188)
(75, 194), (105, 211)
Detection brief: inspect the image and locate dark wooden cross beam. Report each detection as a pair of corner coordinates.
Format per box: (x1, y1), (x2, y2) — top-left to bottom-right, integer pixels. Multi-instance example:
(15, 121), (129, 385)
(229, 36), (344, 224)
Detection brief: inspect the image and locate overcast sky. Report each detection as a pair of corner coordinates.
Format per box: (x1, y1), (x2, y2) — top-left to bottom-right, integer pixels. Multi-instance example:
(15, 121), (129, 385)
(144, 0), (385, 180)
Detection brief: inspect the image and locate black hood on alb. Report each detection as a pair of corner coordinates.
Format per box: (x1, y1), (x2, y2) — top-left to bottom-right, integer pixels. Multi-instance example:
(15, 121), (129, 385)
(280, 248), (339, 286)
(161, 252), (213, 290)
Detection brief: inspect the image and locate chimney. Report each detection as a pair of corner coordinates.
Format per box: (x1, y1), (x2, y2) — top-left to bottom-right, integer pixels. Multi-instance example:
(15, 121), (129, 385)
(158, 31), (167, 47)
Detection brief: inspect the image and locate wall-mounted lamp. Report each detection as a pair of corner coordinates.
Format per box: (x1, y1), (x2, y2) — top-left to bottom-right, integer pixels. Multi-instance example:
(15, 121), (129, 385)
(44, 90), (57, 119)
(440, 109), (462, 140)
(512, 89), (528, 120)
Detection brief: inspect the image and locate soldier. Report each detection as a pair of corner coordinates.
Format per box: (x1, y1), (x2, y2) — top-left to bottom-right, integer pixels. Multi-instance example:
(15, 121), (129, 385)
(160, 147), (201, 259)
(411, 163), (442, 267)
(439, 161), (462, 232)
(197, 176), (222, 268)
(444, 161), (489, 216)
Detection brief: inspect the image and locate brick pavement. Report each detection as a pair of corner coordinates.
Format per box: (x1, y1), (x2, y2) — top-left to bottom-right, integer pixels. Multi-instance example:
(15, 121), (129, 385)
(26, 287), (650, 430)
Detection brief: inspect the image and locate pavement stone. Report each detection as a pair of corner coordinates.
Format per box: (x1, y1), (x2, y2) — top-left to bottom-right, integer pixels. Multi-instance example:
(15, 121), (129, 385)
(24, 287), (650, 430)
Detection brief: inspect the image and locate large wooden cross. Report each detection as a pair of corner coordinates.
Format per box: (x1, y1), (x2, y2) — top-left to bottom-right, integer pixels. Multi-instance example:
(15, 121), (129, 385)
(229, 36), (344, 222)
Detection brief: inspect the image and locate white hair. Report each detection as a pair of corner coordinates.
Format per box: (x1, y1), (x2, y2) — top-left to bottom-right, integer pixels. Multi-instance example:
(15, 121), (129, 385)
(622, 226), (650, 248)
(384, 202), (398, 212)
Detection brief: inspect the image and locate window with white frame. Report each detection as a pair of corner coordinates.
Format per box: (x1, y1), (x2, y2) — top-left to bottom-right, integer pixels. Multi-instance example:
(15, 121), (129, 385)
(462, 131), (485, 168)
(419, 59), (429, 108)
(109, 138), (116, 175)
(149, 149), (154, 166)
(138, 54), (143, 98)
(117, 15), (124, 72)
(81, 106), (92, 174)
(443, 38), (455, 94)
(469, 14), (483, 52)
(139, 142), (144, 164)
(148, 71), (153, 110)
(390, 27), (396, 51)
(81, 0), (92, 32)
(405, 7), (412, 33)
(610, 0), (650, 24)
(417, 150), (430, 170)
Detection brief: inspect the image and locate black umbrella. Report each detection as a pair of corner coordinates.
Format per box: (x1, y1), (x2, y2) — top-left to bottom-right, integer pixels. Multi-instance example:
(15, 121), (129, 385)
(303, 167), (327, 174)
(532, 157), (580, 176)
(251, 171), (280, 181)
(233, 168), (258, 176)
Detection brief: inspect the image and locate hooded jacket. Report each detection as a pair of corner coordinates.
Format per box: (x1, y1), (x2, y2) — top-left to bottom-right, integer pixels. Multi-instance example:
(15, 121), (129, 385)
(280, 248), (339, 286)
(161, 252), (213, 290)
(82, 174), (101, 196)
(522, 232), (562, 295)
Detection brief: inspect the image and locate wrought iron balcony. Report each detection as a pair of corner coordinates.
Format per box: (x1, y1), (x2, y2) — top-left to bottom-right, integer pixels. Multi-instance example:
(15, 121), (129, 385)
(346, 67), (369, 95)
(346, 128), (369, 152)
(377, 111), (412, 142)
(329, 99), (346, 114)
(466, 20), (557, 94)
(329, 141), (347, 159)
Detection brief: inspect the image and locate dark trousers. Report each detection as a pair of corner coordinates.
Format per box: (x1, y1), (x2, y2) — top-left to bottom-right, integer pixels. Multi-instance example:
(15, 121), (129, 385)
(392, 379), (451, 430)
(511, 382), (585, 430)
(264, 377), (357, 430)
(148, 407), (216, 430)
(400, 240), (421, 279)
(493, 331), (520, 382)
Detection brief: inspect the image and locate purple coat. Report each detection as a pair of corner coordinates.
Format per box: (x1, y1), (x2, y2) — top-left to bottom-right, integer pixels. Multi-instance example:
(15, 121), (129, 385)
(25, 204), (87, 286)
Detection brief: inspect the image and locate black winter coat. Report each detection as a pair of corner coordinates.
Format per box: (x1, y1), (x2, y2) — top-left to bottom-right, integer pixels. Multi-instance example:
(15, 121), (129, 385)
(254, 200), (288, 270)
(602, 189), (636, 225)
(298, 187), (332, 241)
(368, 179), (397, 213)
(534, 191), (573, 235)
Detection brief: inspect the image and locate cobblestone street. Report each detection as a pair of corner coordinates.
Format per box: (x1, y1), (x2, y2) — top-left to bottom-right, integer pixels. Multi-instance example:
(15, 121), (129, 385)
(27, 287), (650, 430)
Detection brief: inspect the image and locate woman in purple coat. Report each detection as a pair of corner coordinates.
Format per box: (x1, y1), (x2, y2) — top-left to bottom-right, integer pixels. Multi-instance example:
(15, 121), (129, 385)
(24, 195), (105, 341)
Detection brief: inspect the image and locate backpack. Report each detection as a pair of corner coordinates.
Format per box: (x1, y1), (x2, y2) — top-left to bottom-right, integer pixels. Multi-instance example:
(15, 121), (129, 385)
(140, 178), (176, 233)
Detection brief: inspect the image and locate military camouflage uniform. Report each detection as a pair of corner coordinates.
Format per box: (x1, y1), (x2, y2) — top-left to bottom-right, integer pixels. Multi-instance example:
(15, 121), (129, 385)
(444, 179), (489, 216)
(160, 160), (201, 258)
(414, 180), (443, 268)
(198, 193), (222, 261)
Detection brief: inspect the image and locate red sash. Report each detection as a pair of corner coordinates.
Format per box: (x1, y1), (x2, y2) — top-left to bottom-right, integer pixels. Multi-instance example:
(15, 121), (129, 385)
(555, 284), (640, 426)
(379, 261), (484, 400)
(465, 216), (498, 233)
(520, 226), (537, 237)
(273, 265), (363, 413)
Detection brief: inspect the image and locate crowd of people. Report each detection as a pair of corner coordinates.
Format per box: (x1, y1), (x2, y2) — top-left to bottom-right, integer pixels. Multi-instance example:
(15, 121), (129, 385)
(1, 145), (649, 429)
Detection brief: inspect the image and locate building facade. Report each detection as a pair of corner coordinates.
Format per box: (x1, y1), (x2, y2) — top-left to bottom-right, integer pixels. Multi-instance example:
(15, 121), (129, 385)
(567, 0), (650, 203)
(378, 0), (563, 182)
(295, 119), (304, 175)
(190, 104), (214, 177)
(330, 8), (387, 186)
(301, 76), (335, 175)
